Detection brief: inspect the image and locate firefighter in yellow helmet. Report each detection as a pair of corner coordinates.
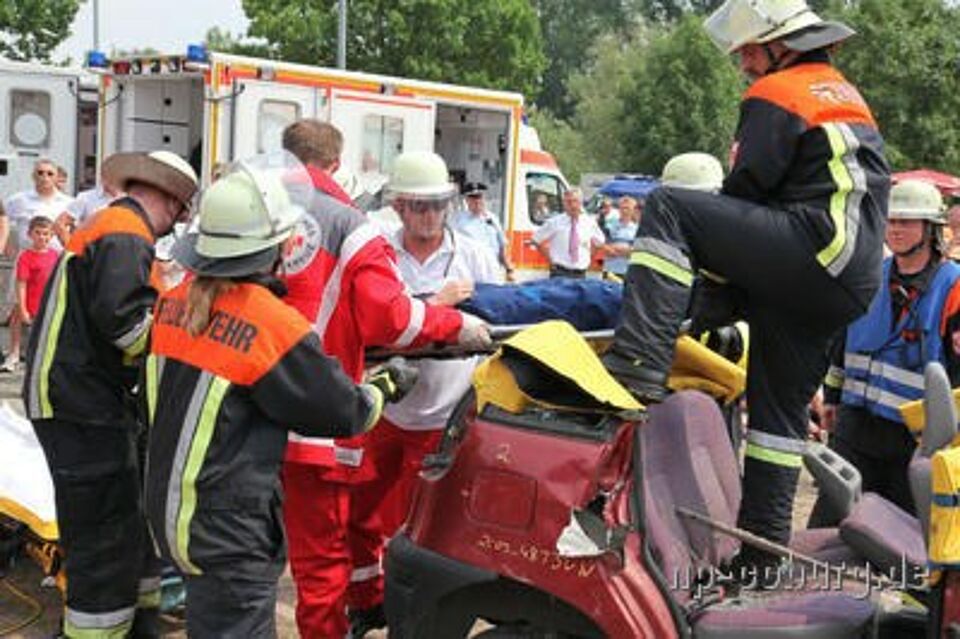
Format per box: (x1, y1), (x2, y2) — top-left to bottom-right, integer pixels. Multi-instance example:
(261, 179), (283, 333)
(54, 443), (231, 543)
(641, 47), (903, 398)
(603, 0), (890, 573)
(143, 153), (416, 637)
(811, 179), (960, 525)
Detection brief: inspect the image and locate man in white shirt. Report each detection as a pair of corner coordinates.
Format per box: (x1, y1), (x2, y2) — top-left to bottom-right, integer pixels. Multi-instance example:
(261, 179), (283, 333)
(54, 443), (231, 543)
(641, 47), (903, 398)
(2, 159), (73, 254)
(452, 182), (515, 280)
(54, 183), (122, 246)
(533, 186), (605, 278)
(347, 151), (501, 637)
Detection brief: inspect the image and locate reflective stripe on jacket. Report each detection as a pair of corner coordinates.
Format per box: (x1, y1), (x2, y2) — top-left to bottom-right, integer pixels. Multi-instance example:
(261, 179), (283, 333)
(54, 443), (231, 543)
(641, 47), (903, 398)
(280, 167), (463, 473)
(23, 197), (155, 423)
(726, 53), (889, 299)
(144, 280), (381, 576)
(842, 258), (960, 422)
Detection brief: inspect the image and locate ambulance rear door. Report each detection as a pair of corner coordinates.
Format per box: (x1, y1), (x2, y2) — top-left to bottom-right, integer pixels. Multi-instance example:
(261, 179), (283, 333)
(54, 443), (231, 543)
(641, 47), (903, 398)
(329, 89), (436, 199)
(229, 78), (322, 160)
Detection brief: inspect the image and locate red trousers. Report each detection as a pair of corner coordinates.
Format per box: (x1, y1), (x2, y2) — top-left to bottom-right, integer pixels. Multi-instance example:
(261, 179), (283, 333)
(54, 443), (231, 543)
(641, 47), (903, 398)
(347, 419), (443, 611)
(282, 463), (352, 638)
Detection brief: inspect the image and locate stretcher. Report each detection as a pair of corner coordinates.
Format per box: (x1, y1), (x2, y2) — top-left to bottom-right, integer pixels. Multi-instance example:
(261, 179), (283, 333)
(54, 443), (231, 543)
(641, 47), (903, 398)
(367, 320), (747, 406)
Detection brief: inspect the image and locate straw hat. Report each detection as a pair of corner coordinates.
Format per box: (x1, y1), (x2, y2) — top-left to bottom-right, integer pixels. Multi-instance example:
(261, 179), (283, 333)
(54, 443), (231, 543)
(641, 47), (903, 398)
(101, 150), (198, 206)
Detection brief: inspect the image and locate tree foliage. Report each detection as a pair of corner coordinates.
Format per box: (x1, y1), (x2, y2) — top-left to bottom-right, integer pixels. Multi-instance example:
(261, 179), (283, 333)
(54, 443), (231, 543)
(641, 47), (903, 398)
(205, 27), (272, 59)
(239, 0), (545, 97)
(833, 0), (960, 174)
(0, 0), (82, 62)
(636, 0), (833, 23)
(531, 0), (639, 118)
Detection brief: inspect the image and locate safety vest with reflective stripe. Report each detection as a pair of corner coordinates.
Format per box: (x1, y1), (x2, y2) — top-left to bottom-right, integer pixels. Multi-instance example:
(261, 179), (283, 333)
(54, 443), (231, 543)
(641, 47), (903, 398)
(23, 198), (156, 424)
(144, 280), (381, 576)
(842, 258), (960, 422)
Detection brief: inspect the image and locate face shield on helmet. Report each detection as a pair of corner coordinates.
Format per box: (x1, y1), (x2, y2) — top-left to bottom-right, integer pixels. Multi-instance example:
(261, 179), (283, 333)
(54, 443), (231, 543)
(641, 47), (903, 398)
(172, 151), (312, 277)
(385, 151), (457, 214)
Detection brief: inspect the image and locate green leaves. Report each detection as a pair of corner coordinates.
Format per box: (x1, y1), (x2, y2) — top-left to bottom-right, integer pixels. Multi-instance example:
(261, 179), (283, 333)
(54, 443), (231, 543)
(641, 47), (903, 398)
(834, 0), (960, 175)
(239, 0), (545, 97)
(0, 0), (82, 62)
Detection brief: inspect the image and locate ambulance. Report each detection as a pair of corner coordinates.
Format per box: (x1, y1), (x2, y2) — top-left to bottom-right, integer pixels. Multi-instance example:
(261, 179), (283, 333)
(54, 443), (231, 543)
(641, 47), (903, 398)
(0, 58), (98, 197)
(88, 46), (568, 276)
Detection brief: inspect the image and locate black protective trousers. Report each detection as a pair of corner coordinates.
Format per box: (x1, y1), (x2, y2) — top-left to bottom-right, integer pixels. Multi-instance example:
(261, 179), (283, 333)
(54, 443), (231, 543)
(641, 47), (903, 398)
(32, 420), (160, 638)
(613, 187), (879, 545)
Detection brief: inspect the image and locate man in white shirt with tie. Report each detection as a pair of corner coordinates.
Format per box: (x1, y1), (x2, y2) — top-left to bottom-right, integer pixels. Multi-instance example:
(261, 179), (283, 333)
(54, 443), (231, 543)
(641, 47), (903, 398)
(532, 187), (605, 278)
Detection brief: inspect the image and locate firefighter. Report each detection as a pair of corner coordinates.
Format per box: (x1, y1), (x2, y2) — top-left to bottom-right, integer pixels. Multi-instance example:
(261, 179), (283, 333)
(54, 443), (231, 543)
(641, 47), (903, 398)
(277, 119), (490, 638)
(142, 155), (415, 637)
(812, 180), (960, 524)
(602, 0), (890, 567)
(23, 150), (198, 638)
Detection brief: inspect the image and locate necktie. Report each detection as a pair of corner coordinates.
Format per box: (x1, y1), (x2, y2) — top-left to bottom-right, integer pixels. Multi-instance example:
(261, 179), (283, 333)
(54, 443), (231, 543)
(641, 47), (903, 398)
(569, 217), (580, 265)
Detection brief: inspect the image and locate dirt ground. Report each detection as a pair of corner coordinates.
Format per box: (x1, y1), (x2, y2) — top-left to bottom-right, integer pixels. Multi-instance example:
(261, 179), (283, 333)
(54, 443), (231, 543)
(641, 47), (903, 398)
(0, 353), (821, 638)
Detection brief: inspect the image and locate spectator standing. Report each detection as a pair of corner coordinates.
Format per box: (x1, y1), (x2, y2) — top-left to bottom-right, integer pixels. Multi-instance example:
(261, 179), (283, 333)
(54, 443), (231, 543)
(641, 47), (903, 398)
(55, 165), (69, 193)
(453, 182), (516, 280)
(946, 204), (960, 261)
(602, 196), (640, 278)
(2, 216), (58, 372)
(533, 187), (605, 278)
(3, 159), (73, 253)
(596, 196), (619, 239)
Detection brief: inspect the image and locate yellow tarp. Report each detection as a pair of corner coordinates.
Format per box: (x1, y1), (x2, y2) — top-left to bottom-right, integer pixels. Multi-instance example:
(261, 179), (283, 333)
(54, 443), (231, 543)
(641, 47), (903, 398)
(473, 321), (747, 415)
(900, 388), (960, 436)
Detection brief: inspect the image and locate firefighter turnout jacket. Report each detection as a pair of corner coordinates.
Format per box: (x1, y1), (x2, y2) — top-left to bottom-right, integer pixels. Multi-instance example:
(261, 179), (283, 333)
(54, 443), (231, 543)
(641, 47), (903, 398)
(144, 279), (383, 577)
(24, 197), (154, 424)
(726, 50), (889, 296)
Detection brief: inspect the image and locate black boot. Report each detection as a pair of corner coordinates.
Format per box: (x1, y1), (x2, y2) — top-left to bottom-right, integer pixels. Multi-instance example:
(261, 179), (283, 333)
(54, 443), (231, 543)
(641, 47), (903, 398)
(602, 350), (668, 404)
(347, 603), (386, 639)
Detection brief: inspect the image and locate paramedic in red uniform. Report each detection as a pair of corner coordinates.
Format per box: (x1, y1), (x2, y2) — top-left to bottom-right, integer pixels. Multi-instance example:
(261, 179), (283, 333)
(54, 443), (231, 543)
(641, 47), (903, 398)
(348, 151), (503, 637)
(23, 151), (197, 638)
(144, 155), (416, 638)
(603, 0), (890, 570)
(278, 119), (491, 637)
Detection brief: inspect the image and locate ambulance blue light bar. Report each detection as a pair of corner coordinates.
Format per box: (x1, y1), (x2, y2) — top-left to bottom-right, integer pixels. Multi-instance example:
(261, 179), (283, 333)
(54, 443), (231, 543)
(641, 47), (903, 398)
(186, 44), (209, 64)
(86, 50), (109, 69)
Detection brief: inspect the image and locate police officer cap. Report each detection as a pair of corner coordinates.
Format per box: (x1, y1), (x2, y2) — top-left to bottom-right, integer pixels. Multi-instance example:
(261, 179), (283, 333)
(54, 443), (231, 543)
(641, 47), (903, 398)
(462, 182), (488, 197)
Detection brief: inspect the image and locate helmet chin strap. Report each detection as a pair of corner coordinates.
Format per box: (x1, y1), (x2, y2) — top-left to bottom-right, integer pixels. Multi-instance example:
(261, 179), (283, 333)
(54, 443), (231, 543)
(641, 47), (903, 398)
(893, 222), (932, 258)
(761, 43), (798, 75)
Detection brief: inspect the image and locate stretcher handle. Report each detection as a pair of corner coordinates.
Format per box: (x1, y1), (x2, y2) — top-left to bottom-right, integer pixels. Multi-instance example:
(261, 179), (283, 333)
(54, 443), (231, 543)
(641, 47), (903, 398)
(365, 326), (615, 362)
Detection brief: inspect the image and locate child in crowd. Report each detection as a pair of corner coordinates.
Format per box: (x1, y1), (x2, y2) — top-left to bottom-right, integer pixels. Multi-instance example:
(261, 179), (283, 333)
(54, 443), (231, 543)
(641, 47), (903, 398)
(3, 216), (58, 372)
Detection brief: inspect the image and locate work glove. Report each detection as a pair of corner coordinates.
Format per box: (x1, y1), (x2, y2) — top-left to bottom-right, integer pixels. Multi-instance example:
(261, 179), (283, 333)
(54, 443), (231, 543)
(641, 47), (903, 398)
(366, 357), (419, 403)
(457, 312), (493, 351)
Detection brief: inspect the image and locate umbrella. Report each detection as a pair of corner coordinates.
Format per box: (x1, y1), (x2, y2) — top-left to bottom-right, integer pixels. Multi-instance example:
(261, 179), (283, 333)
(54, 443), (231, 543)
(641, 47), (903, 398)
(893, 169), (960, 197)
